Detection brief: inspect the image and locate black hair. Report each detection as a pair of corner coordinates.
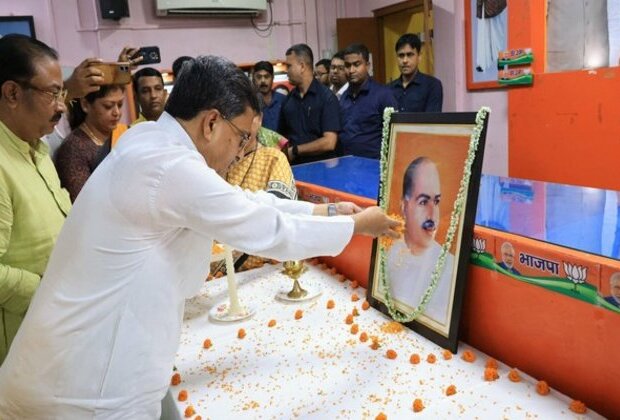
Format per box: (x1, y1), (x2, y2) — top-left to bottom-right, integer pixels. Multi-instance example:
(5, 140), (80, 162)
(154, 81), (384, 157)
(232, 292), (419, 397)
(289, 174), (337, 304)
(285, 44), (314, 67)
(172, 56), (193, 79)
(0, 34), (59, 87)
(132, 67), (164, 92)
(395, 33), (422, 53)
(342, 43), (370, 62)
(403, 156), (432, 199)
(315, 59), (331, 70)
(253, 61), (274, 76)
(69, 84), (126, 130)
(331, 51), (345, 61)
(165, 55), (260, 121)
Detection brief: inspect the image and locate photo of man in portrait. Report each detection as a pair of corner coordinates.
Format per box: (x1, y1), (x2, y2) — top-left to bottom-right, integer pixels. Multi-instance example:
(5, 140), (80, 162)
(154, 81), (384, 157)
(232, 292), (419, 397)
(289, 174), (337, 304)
(386, 156), (455, 326)
(604, 272), (620, 309)
(497, 241), (521, 275)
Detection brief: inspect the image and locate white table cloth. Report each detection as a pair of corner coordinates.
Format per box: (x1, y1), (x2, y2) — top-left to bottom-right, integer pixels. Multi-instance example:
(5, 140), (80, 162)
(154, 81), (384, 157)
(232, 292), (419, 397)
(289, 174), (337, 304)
(169, 263), (602, 419)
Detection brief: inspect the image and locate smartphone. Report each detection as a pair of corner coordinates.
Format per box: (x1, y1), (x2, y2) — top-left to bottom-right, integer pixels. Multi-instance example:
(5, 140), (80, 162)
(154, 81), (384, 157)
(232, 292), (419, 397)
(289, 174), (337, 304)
(135, 46), (161, 65)
(90, 62), (132, 85)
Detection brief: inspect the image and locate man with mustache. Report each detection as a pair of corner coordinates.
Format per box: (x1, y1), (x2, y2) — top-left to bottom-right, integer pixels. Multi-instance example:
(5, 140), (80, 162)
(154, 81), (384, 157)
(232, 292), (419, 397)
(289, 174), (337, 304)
(388, 33), (443, 112)
(0, 35), (72, 362)
(386, 156), (454, 326)
(132, 67), (168, 125)
(252, 61), (286, 132)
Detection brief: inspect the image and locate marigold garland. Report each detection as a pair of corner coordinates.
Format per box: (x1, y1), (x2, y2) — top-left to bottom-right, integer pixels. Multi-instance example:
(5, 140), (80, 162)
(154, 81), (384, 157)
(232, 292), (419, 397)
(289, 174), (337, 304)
(377, 107), (491, 322)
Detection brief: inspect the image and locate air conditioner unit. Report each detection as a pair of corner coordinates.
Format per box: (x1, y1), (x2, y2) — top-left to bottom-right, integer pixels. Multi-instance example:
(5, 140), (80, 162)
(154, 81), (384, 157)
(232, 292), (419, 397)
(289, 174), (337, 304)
(156, 0), (267, 16)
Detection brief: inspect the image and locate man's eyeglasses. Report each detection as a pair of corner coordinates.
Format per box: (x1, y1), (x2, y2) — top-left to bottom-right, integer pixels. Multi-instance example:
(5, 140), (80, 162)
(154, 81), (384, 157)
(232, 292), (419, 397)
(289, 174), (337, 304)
(18, 81), (68, 105)
(221, 115), (251, 152)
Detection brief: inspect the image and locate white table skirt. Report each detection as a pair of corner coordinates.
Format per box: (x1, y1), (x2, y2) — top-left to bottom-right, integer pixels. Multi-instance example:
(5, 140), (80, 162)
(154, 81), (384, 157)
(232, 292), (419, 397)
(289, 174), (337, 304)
(170, 263), (601, 419)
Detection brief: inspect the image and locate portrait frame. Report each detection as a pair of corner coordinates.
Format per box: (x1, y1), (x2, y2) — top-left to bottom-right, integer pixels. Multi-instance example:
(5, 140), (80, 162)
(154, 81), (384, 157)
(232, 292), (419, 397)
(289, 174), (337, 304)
(367, 111), (489, 352)
(0, 16), (36, 38)
(464, 0), (508, 90)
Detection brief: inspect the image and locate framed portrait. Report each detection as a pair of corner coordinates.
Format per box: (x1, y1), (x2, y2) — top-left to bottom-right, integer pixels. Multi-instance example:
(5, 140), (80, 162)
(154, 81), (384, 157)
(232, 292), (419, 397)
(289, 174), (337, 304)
(0, 16), (36, 38)
(368, 111), (489, 352)
(464, 0), (507, 90)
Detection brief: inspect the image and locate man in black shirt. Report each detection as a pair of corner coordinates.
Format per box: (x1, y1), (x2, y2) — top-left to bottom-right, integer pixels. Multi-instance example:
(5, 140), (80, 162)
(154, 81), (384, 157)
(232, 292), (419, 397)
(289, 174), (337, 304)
(279, 44), (340, 164)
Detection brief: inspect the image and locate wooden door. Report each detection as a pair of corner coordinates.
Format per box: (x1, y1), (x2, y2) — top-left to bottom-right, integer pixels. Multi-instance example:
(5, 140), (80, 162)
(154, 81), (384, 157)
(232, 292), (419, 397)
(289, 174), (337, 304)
(336, 17), (384, 84)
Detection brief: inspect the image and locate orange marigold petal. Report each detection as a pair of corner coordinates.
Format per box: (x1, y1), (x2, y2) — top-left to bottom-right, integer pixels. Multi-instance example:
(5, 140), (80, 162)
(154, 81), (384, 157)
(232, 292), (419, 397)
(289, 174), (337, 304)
(351, 293), (360, 302)
(203, 339), (212, 349)
(359, 332), (369, 342)
(536, 380), (550, 396)
(426, 354), (436, 364)
(345, 314), (354, 324)
(410, 354), (420, 364)
(446, 385), (457, 396)
(267, 319), (276, 327)
(413, 398), (424, 412)
(375, 413), (387, 420)
(508, 368), (521, 382)
(178, 389), (188, 402)
(295, 309), (303, 320)
(462, 350), (477, 363)
(569, 400), (587, 414)
(442, 350), (453, 360)
(362, 301), (370, 310)
(171, 373), (181, 386)
(485, 357), (498, 369)
(386, 349), (397, 360)
(326, 299), (335, 309)
(184, 405), (195, 418)
(484, 367), (499, 381)
(237, 328), (246, 339)
(350, 324), (359, 334)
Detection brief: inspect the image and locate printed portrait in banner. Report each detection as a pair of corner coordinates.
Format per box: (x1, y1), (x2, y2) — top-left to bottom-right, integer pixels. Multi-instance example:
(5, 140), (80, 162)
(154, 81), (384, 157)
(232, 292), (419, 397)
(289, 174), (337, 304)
(368, 111), (489, 352)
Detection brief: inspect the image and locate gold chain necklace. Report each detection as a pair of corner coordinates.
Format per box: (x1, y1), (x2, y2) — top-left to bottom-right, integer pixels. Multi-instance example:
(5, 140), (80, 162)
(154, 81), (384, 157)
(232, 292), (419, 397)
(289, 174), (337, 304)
(81, 123), (106, 146)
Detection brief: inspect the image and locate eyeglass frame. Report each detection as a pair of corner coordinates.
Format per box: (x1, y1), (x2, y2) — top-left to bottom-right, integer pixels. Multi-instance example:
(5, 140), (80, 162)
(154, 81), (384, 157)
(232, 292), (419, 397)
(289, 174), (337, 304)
(220, 114), (252, 153)
(16, 80), (68, 105)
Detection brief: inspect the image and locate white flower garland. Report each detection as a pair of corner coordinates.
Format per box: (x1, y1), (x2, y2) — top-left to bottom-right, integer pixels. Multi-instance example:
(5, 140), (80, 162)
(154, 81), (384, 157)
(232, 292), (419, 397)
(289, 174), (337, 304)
(378, 107), (491, 323)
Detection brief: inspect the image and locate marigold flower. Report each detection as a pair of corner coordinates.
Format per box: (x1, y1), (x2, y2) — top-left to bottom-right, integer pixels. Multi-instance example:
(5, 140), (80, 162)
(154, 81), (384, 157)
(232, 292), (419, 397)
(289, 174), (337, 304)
(445, 385), (456, 396)
(569, 400), (587, 414)
(350, 324), (359, 334)
(536, 380), (550, 396)
(326, 299), (335, 309)
(362, 300), (370, 310)
(370, 337), (381, 350)
(461, 350), (476, 363)
(359, 332), (368, 342)
(294, 309), (303, 320)
(237, 328), (246, 339)
(375, 412), (387, 420)
(426, 354), (436, 364)
(184, 405), (195, 417)
(412, 398), (424, 412)
(267, 319), (276, 327)
(351, 293), (360, 302)
(202, 339), (212, 349)
(410, 354), (420, 364)
(171, 373), (181, 386)
(345, 314), (354, 324)
(442, 350), (453, 360)
(386, 349), (397, 360)
(484, 367), (499, 381)
(508, 368), (521, 382)
(178, 389), (188, 401)
(485, 357), (498, 369)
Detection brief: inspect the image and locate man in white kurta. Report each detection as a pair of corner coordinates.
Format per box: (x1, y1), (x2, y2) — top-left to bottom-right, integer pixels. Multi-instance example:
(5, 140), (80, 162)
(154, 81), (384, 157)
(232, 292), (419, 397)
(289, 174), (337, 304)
(386, 157), (454, 326)
(0, 56), (398, 419)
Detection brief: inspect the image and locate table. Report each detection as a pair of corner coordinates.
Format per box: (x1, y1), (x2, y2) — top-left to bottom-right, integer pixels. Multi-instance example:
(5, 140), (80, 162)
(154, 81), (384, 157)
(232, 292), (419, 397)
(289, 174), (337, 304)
(168, 263), (602, 419)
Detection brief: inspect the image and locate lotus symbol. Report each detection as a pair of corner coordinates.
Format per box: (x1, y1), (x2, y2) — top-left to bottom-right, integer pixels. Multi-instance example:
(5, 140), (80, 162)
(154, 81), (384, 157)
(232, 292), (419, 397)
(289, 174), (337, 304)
(472, 238), (486, 254)
(563, 262), (587, 292)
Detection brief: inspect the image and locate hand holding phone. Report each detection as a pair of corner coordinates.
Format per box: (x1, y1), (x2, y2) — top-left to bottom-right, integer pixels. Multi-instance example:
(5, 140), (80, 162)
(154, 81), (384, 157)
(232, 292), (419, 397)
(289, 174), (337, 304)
(134, 46), (161, 65)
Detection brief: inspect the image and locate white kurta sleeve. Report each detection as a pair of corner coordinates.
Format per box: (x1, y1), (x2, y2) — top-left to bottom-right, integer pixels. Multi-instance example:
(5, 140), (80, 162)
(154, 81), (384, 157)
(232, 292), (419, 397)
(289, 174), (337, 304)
(238, 187), (315, 215)
(152, 156), (353, 261)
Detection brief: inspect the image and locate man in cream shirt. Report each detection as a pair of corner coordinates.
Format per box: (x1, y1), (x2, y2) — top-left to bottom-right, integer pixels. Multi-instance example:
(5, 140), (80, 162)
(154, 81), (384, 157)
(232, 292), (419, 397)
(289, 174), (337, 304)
(0, 56), (399, 418)
(386, 157), (454, 326)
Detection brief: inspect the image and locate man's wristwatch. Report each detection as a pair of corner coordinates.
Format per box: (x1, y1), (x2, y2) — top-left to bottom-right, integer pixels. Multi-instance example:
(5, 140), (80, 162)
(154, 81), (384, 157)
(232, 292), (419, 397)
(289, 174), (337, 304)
(327, 203), (337, 217)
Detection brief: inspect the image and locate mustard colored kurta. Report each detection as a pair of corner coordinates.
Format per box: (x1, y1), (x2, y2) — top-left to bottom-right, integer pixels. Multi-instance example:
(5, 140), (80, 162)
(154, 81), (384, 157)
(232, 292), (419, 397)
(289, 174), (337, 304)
(0, 120), (71, 362)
